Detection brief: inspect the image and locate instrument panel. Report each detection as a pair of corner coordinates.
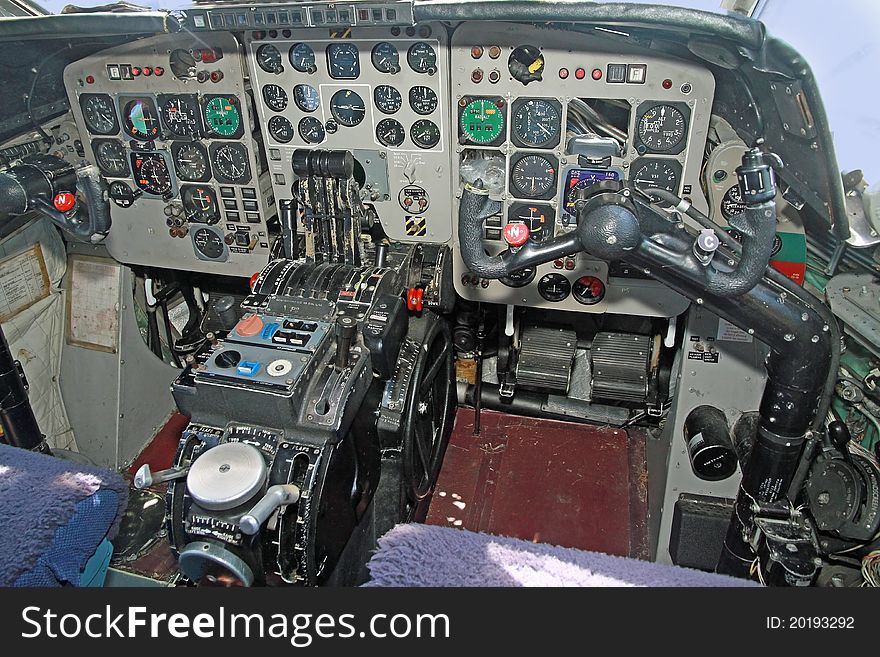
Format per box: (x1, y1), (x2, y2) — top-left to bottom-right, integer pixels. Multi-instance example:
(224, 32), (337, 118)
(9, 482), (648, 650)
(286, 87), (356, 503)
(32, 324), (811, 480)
(450, 22), (716, 317)
(64, 33), (274, 276)
(245, 25), (453, 244)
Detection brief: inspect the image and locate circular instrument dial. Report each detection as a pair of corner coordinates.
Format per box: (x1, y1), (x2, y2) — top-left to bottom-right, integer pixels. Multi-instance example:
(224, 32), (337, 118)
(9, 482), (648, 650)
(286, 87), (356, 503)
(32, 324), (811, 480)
(374, 85), (402, 114)
(192, 226), (226, 260)
(298, 116), (325, 144)
(294, 84), (320, 112)
(109, 180), (135, 208)
(371, 42), (400, 73)
(537, 273), (571, 302)
(410, 119), (441, 149)
(210, 142), (250, 185)
(721, 184), (747, 220)
(268, 115), (294, 143)
(572, 275), (606, 305)
(181, 185), (219, 224)
(510, 154), (557, 199)
(409, 86), (438, 115)
(172, 141), (210, 182)
(407, 42), (437, 74)
(161, 95), (200, 137)
(329, 89), (366, 127)
(131, 152), (172, 195)
(376, 118), (405, 147)
(80, 94), (118, 135)
(262, 84), (288, 112)
(637, 104), (687, 152)
(500, 267), (536, 288)
(327, 42), (360, 79)
(507, 203), (553, 242)
(630, 158), (681, 193)
(512, 98), (561, 148)
(289, 43), (316, 73)
(93, 139), (128, 177)
(460, 98), (504, 144)
(203, 96), (242, 138)
(122, 97), (160, 140)
(256, 43), (283, 73)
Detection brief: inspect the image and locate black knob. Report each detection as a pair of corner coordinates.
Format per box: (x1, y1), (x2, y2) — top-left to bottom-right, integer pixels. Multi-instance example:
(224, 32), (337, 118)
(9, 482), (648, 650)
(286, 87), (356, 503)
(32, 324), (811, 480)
(214, 350), (241, 369)
(334, 316), (357, 370)
(827, 420), (852, 456)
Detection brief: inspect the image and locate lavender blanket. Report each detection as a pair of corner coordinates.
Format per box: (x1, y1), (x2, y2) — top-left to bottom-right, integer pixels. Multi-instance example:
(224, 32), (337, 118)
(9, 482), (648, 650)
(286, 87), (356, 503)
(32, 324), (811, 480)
(366, 523), (757, 587)
(0, 445), (128, 586)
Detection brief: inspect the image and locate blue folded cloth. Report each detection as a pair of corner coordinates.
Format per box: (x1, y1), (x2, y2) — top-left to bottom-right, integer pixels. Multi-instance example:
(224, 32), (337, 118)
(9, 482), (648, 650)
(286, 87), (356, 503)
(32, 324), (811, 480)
(0, 444), (128, 586)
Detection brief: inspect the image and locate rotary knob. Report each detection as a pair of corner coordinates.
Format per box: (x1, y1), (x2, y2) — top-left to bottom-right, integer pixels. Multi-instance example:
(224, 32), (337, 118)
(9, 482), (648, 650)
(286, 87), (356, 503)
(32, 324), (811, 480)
(235, 313), (264, 337)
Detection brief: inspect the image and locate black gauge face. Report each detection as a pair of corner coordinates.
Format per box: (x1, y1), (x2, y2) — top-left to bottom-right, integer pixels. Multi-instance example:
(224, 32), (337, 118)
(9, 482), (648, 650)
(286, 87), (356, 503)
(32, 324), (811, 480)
(512, 98), (561, 148)
(500, 267), (536, 288)
(193, 227), (225, 260)
(537, 273), (571, 302)
(329, 89), (366, 127)
(508, 45), (544, 84)
(409, 86), (438, 115)
(131, 152), (172, 195)
(109, 180), (135, 208)
(203, 96), (243, 139)
(262, 84), (288, 112)
(298, 116), (325, 144)
(721, 184), (747, 220)
(210, 143), (250, 185)
(294, 84), (320, 112)
(160, 95), (200, 137)
(121, 97), (160, 141)
(572, 275), (606, 305)
(93, 140), (128, 177)
(172, 141), (210, 182)
(327, 43), (360, 79)
(289, 43), (316, 73)
(268, 115), (294, 143)
(410, 119), (441, 149)
(510, 154), (557, 199)
(169, 49), (196, 79)
(80, 94), (118, 135)
(376, 118), (405, 147)
(371, 42), (400, 73)
(181, 185), (220, 224)
(374, 85), (402, 114)
(507, 203), (553, 242)
(638, 104), (687, 152)
(256, 44), (283, 73)
(407, 42), (437, 74)
(630, 158), (681, 193)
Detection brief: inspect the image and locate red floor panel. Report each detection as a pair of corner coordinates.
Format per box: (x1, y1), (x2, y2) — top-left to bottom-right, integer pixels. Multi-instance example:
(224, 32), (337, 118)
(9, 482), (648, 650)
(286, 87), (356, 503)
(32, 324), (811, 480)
(128, 412), (189, 475)
(427, 410), (649, 559)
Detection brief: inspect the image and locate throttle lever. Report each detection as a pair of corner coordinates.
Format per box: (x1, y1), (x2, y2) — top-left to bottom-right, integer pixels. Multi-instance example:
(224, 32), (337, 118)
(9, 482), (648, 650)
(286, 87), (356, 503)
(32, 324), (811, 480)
(239, 484), (301, 535)
(133, 463), (190, 489)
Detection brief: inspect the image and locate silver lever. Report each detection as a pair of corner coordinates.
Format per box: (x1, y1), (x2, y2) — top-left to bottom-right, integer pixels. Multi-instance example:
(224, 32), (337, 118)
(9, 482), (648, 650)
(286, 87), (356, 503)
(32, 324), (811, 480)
(239, 484), (301, 535)
(133, 463), (190, 489)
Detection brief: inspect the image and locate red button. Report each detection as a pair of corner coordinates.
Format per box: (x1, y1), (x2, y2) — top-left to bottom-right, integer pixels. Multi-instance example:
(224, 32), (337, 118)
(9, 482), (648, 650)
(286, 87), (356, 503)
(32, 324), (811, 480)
(503, 222), (530, 247)
(575, 68), (586, 79)
(53, 192), (76, 212)
(249, 271), (260, 291)
(558, 67), (569, 79)
(131, 66), (141, 76)
(235, 313), (264, 337)
(591, 68), (603, 80)
(406, 287), (424, 312)
(154, 66), (164, 76)
(142, 66), (152, 76)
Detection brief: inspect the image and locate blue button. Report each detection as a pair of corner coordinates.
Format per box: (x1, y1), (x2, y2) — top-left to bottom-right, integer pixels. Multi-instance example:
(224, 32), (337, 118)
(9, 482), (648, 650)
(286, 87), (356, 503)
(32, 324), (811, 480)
(260, 323), (280, 340)
(236, 361), (261, 376)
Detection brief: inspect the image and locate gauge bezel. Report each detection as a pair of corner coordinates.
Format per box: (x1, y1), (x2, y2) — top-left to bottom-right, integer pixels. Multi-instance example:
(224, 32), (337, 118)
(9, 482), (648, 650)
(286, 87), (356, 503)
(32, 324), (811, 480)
(376, 118), (406, 147)
(458, 95), (505, 147)
(507, 202), (555, 243)
(202, 94), (245, 140)
(572, 275), (607, 306)
(560, 166), (623, 224)
(158, 94), (202, 139)
(79, 93), (119, 136)
(289, 43), (317, 73)
(119, 95), (161, 141)
(410, 119), (441, 150)
(191, 225), (228, 262)
(171, 141), (211, 182)
(537, 273), (572, 303)
(629, 157), (683, 195)
(326, 42), (361, 80)
(406, 41), (437, 74)
(329, 89), (366, 127)
(509, 152), (558, 201)
(374, 85), (402, 115)
(209, 142), (251, 185)
(267, 115), (295, 144)
(634, 100), (690, 155)
(256, 43), (283, 73)
(92, 139), (129, 178)
(371, 42), (400, 74)
(510, 97), (562, 149)
(298, 116), (326, 144)
(261, 84), (289, 113)
(408, 85), (438, 115)
(180, 184), (220, 224)
(293, 84), (320, 113)
(130, 151), (175, 197)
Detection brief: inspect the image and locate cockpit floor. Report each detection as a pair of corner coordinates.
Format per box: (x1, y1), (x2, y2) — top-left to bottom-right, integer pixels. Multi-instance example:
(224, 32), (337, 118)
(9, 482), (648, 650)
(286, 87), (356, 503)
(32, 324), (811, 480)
(426, 410), (649, 560)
